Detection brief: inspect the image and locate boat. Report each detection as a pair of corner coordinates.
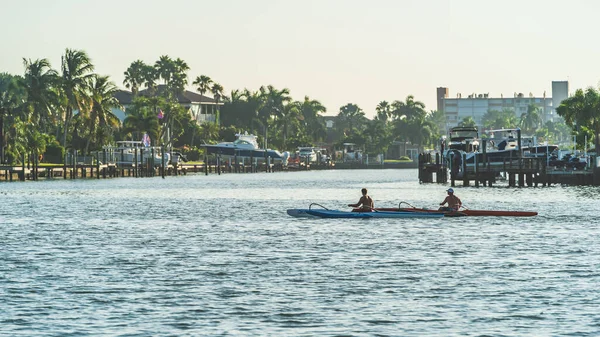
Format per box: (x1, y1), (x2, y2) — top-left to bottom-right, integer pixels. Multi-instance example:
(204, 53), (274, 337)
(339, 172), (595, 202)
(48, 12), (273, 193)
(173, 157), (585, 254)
(446, 128), (559, 174)
(375, 202), (537, 217)
(201, 132), (283, 159)
(445, 126), (479, 153)
(102, 140), (170, 167)
(287, 203), (444, 219)
(297, 147), (318, 163)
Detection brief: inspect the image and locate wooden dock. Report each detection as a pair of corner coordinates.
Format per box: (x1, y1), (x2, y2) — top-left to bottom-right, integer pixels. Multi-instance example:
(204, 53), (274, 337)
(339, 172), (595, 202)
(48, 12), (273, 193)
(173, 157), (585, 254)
(418, 152), (600, 187)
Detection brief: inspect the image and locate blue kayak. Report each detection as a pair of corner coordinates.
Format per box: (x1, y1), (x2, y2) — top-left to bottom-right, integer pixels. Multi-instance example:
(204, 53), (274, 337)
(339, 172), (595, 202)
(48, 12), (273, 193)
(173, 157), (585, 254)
(287, 208), (444, 219)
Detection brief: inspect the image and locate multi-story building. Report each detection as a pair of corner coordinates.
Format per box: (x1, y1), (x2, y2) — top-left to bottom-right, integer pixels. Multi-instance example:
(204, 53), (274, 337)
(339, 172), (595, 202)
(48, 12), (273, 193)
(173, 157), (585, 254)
(437, 81), (568, 132)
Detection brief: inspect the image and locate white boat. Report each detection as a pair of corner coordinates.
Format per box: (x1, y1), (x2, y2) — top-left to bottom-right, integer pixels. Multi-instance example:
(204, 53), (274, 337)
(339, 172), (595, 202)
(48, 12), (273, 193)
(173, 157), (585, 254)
(103, 141), (170, 167)
(298, 147), (318, 163)
(201, 132), (283, 159)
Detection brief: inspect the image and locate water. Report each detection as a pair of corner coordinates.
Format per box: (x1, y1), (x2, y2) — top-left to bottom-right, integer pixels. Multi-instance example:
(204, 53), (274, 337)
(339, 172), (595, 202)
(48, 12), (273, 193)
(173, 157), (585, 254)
(2, 169), (600, 336)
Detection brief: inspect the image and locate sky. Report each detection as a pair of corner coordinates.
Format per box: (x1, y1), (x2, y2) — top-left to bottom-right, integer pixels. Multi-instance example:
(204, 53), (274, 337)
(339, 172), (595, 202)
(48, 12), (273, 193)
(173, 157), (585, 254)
(1, 0), (599, 118)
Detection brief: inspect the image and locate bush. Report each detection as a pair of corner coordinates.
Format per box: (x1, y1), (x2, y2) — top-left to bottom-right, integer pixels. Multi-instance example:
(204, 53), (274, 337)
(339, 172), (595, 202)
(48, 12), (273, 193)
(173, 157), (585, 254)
(181, 146), (203, 162)
(44, 142), (65, 163)
(399, 156), (411, 161)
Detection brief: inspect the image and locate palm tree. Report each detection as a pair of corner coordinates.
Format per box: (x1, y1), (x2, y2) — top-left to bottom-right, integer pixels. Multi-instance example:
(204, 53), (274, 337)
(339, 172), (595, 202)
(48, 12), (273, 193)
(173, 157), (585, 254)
(60, 48), (94, 150)
(261, 85), (291, 148)
(299, 96), (326, 143)
(407, 115), (436, 152)
(210, 83), (224, 125)
(391, 95), (426, 121)
(123, 98), (160, 142)
(0, 73), (26, 163)
(375, 101), (391, 122)
(519, 104), (542, 134)
(557, 87), (600, 152)
(192, 75), (213, 117)
(198, 121), (220, 144)
(123, 60), (146, 96)
(482, 108), (518, 130)
(337, 103), (365, 135)
(275, 101), (301, 146)
(170, 58), (189, 96)
(458, 116), (477, 127)
(85, 75), (121, 152)
(242, 88), (265, 134)
(154, 55), (174, 85)
(142, 64), (158, 94)
(22, 58), (59, 133)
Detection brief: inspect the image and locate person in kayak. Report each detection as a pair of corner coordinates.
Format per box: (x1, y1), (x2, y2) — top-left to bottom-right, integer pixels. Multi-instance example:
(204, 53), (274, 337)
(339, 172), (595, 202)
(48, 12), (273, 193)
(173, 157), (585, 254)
(439, 188), (462, 211)
(348, 188), (374, 212)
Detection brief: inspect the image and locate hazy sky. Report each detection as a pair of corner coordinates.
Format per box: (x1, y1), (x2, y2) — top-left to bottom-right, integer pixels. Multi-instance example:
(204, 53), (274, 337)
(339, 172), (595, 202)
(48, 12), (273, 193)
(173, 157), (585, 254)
(1, 0), (599, 117)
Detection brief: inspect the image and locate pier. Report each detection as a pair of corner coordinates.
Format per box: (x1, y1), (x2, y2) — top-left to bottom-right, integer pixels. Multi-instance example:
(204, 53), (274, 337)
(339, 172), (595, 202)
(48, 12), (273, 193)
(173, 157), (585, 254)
(418, 152), (600, 187)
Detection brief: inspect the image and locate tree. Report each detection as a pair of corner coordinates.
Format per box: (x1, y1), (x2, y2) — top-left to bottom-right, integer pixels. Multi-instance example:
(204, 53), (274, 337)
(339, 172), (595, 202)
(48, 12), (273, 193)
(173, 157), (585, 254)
(273, 101), (300, 148)
(192, 75), (213, 119)
(458, 116), (477, 127)
(407, 115), (437, 152)
(85, 75), (121, 152)
(337, 103), (365, 135)
(481, 108), (518, 130)
(211, 83), (224, 125)
(22, 58), (60, 132)
(0, 73), (26, 163)
(123, 97), (161, 143)
(519, 104), (542, 134)
(391, 95), (426, 121)
(428, 109), (446, 136)
(60, 48), (94, 151)
(557, 87), (600, 152)
(375, 101), (391, 122)
(123, 60), (147, 96)
(299, 96), (327, 144)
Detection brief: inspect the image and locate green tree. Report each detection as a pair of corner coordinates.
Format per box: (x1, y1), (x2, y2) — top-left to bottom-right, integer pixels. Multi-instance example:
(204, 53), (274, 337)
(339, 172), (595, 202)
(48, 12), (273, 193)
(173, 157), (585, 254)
(123, 96), (161, 142)
(375, 101), (391, 122)
(481, 108), (518, 130)
(519, 104), (542, 134)
(557, 87), (600, 152)
(85, 75), (121, 152)
(123, 60), (147, 96)
(193, 74), (213, 117)
(337, 103), (365, 135)
(391, 95), (426, 121)
(60, 48), (94, 151)
(22, 58), (60, 133)
(0, 73), (26, 163)
(299, 96), (327, 144)
(210, 83), (224, 125)
(458, 116), (477, 127)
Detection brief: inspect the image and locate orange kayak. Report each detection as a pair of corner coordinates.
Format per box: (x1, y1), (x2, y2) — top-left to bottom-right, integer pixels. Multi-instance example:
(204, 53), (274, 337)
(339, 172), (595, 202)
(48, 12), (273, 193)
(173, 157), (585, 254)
(375, 207), (537, 217)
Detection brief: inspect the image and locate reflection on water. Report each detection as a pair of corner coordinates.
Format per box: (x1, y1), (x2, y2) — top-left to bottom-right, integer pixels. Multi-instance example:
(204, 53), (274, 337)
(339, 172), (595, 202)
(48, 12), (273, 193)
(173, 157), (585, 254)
(1, 169), (600, 336)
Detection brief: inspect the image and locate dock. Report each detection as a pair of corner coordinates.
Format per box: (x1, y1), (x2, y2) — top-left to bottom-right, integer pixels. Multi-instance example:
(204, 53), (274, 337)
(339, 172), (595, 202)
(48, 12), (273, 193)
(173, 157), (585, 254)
(418, 152), (600, 187)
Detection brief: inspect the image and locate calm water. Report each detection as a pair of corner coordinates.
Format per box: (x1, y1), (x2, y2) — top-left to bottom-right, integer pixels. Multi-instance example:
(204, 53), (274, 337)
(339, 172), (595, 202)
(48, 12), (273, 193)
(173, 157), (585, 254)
(2, 169), (600, 336)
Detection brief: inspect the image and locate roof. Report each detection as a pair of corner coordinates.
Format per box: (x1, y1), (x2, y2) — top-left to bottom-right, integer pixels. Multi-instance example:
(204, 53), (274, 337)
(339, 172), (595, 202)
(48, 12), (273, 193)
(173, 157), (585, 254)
(115, 85), (222, 105)
(114, 90), (134, 105)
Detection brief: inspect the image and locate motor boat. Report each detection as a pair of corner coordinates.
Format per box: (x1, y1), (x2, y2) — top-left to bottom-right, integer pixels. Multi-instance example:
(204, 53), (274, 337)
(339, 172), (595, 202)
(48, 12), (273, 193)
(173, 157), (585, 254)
(201, 132), (283, 159)
(103, 140), (170, 167)
(297, 147), (318, 163)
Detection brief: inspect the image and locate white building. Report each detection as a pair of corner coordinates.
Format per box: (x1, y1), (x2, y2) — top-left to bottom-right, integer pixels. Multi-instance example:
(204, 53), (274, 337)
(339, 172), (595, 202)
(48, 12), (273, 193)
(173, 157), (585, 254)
(437, 81), (568, 132)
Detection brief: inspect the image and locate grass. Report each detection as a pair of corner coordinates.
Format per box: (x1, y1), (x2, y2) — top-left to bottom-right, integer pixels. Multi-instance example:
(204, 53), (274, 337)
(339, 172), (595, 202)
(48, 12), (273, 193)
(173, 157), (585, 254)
(384, 159), (414, 163)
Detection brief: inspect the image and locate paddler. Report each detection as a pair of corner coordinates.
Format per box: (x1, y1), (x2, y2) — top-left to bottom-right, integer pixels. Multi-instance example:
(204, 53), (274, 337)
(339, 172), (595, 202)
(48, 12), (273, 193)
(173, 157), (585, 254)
(439, 188), (462, 211)
(348, 188), (374, 212)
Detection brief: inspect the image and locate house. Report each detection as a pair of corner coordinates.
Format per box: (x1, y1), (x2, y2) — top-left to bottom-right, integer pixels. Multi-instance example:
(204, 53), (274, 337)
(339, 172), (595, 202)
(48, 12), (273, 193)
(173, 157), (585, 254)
(112, 85), (224, 124)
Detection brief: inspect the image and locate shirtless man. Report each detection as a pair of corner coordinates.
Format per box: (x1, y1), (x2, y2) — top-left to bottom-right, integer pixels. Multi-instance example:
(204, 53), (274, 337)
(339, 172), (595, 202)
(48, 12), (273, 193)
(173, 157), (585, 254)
(439, 188), (462, 211)
(348, 188), (374, 211)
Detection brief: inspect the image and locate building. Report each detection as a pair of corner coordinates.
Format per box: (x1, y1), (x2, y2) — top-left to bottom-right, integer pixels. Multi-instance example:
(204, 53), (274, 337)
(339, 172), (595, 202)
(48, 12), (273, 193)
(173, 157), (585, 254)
(113, 85), (223, 124)
(437, 81), (569, 132)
